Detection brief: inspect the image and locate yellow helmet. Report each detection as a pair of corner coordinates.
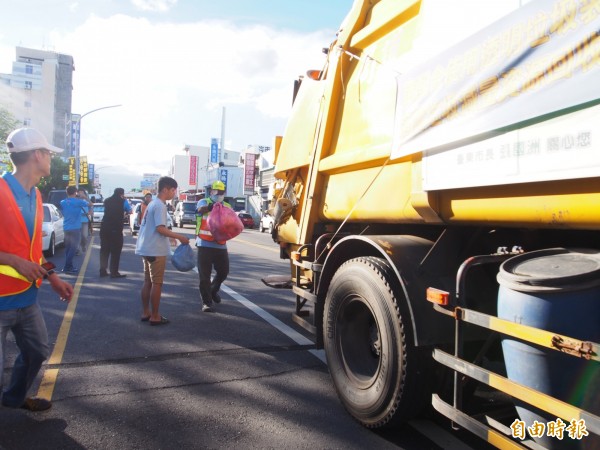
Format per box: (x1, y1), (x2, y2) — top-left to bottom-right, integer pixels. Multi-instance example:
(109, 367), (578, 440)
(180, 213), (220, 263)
(211, 181), (225, 191)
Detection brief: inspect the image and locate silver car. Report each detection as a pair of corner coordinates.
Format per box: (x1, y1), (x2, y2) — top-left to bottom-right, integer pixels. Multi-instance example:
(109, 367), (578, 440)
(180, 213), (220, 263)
(173, 201), (197, 228)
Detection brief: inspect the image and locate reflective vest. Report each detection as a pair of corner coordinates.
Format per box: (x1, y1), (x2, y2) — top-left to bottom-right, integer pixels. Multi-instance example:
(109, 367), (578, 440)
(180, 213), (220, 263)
(0, 178), (43, 296)
(196, 199), (231, 245)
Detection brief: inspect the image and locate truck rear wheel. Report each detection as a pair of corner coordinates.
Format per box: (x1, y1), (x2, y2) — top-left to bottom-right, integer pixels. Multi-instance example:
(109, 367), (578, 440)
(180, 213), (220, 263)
(323, 256), (425, 428)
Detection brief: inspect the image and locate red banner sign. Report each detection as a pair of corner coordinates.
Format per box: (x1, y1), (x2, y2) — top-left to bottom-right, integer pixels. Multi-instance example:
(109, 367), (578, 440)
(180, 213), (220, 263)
(189, 155), (198, 186)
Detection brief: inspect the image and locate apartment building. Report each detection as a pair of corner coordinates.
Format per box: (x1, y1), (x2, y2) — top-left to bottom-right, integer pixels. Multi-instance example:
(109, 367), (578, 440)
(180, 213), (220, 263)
(0, 46), (74, 151)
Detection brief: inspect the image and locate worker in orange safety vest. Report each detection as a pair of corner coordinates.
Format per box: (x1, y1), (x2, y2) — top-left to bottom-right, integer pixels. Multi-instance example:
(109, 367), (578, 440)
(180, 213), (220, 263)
(0, 128), (74, 412)
(195, 180), (232, 312)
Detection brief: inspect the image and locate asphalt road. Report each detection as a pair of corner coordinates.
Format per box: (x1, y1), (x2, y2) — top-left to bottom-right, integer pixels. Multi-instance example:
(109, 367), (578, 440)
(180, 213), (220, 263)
(0, 225), (490, 450)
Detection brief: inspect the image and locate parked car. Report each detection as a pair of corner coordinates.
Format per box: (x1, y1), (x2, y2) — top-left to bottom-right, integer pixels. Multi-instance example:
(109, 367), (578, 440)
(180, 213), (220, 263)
(173, 201), (197, 228)
(238, 212), (255, 229)
(42, 203), (64, 256)
(92, 203), (104, 227)
(259, 213), (274, 233)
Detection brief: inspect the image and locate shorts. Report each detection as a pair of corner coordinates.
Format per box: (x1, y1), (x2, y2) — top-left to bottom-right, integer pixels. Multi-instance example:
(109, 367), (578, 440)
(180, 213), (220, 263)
(142, 255), (167, 285)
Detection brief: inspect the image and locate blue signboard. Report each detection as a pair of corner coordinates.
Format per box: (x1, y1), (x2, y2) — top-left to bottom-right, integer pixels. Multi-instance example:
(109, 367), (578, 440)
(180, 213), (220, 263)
(88, 164), (95, 186)
(70, 114), (81, 158)
(210, 138), (219, 163)
(219, 169), (227, 188)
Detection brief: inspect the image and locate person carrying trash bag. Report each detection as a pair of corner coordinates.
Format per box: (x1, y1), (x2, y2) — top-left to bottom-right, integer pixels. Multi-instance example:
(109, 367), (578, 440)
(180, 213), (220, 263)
(135, 176), (189, 326)
(195, 180), (241, 313)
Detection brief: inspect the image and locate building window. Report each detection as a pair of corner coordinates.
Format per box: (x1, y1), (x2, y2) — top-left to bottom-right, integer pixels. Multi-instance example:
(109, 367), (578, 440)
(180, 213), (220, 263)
(24, 100), (31, 107)
(23, 118), (31, 126)
(24, 81), (32, 90)
(224, 152), (228, 160)
(25, 64), (33, 74)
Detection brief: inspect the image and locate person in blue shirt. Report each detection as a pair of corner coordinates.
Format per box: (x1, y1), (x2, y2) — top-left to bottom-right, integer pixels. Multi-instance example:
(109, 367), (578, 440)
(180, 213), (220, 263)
(60, 186), (91, 274)
(0, 127), (74, 412)
(77, 188), (92, 255)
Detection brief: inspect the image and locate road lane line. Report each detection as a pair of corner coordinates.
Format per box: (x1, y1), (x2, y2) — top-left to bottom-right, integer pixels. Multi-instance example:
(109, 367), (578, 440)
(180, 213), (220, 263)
(231, 236), (280, 253)
(36, 236), (94, 400)
(191, 246), (463, 446)
(220, 285), (327, 364)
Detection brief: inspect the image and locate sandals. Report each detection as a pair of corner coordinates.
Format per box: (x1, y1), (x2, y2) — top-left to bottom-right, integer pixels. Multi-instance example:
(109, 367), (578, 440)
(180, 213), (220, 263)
(149, 316), (169, 326)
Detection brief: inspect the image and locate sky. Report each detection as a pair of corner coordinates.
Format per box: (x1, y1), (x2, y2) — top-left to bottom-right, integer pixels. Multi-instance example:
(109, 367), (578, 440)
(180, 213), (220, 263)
(0, 0), (354, 195)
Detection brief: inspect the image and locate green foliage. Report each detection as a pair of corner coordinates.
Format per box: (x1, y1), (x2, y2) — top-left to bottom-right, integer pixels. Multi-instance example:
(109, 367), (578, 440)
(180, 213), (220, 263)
(0, 106), (93, 196)
(37, 157), (70, 196)
(0, 105), (20, 172)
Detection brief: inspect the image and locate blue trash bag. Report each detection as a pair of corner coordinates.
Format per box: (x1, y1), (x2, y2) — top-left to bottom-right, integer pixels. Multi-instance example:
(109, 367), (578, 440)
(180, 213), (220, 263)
(171, 244), (196, 272)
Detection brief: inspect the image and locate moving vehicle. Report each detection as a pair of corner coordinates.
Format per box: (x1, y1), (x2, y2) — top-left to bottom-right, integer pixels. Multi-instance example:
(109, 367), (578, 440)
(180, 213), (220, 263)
(125, 199), (141, 224)
(173, 201), (197, 228)
(130, 203), (143, 235)
(259, 213), (274, 234)
(264, 1), (600, 448)
(46, 189), (67, 210)
(42, 203), (64, 256)
(130, 203), (172, 235)
(237, 212), (254, 229)
(92, 203), (104, 227)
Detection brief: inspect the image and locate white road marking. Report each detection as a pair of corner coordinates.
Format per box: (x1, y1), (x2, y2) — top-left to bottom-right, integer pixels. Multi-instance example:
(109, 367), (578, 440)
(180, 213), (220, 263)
(220, 285), (327, 364)
(192, 246), (470, 448)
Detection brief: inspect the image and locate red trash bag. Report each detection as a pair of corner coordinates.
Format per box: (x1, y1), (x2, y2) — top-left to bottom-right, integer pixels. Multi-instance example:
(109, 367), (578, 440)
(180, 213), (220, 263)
(206, 202), (244, 242)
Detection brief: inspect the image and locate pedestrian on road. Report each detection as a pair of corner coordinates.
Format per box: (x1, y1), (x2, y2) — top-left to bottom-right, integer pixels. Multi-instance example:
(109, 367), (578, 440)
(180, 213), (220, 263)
(0, 127), (74, 412)
(99, 187), (131, 278)
(137, 192), (152, 227)
(135, 176), (189, 325)
(195, 180), (231, 313)
(77, 188), (92, 255)
(60, 186), (91, 274)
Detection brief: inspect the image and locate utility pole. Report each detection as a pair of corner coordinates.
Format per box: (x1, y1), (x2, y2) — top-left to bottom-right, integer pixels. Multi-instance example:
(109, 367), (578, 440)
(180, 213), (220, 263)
(220, 106), (226, 163)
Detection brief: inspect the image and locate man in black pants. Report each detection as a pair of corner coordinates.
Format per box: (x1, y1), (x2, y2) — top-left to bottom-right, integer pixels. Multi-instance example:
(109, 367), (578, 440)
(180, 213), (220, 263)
(99, 188), (132, 278)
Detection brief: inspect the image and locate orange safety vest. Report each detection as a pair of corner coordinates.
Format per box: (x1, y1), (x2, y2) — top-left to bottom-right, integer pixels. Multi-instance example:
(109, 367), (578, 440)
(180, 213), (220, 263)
(196, 199), (231, 245)
(0, 178), (44, 296)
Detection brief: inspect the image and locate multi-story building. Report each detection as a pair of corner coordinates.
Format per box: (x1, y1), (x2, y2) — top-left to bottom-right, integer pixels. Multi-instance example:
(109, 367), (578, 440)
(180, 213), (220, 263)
(169, 144), (241, 200)
(0, 46), (74, 150)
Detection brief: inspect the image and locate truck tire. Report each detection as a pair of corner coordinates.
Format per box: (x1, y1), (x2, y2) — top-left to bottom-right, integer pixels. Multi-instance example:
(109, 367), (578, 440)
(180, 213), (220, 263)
(323, 256), (427, 428)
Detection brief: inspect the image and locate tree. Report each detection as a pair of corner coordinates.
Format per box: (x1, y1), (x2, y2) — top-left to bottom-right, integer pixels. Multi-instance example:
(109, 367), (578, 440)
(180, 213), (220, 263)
(0, 105), (20, 171)
(37, 157), (71, 197)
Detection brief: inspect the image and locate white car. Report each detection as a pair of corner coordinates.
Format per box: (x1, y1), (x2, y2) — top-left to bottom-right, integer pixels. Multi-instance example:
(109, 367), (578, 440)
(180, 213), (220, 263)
(92, 203), (104, 227)
(130, 203), (173, 235)
(259, 213), (275, 233)
(130, 203), (143, 235)
(42, 203), (64, 256)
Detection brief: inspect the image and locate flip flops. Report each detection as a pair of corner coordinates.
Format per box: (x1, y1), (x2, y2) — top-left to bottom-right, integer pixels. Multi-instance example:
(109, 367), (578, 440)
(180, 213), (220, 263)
(149, 316), (169, 326)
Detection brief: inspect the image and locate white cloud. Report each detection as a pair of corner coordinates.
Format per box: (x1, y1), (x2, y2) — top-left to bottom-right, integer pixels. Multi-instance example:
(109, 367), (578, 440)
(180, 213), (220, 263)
(131, 0), (178, 12)
(45, 13), (332, 194)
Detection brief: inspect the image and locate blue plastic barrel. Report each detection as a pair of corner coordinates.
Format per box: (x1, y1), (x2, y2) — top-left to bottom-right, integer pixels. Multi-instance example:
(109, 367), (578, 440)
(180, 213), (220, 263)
(497, 248), (600, 449)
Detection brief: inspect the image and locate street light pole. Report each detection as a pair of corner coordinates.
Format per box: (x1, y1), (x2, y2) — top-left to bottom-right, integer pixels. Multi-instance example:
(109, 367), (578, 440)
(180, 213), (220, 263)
(74, 104), (122, 189)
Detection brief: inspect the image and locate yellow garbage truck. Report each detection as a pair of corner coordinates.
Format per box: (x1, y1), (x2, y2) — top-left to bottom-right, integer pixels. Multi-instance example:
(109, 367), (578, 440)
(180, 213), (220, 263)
(265, 0), (600, 448)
